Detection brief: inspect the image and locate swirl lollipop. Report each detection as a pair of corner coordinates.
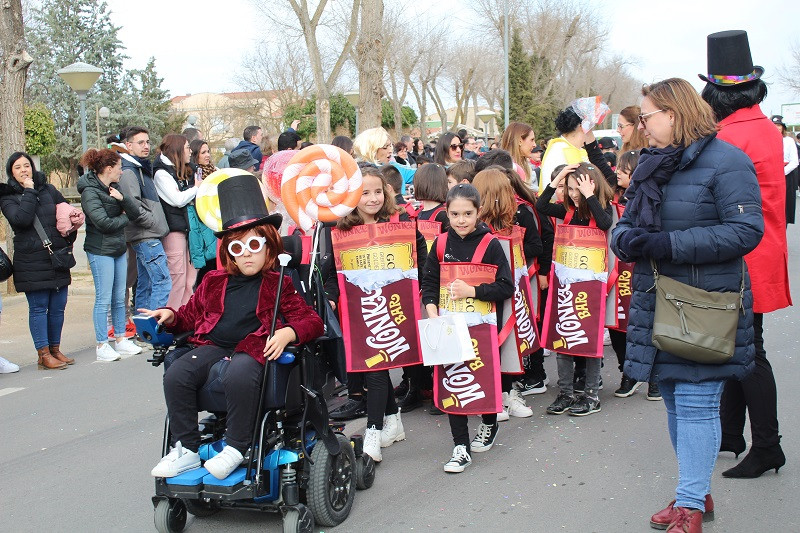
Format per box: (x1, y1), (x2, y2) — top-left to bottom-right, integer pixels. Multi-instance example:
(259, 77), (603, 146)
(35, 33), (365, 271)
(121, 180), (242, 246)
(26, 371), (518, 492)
(281, 144), (362, 231)
(262, 149), (298, 203)
(195, 168), (255, 231)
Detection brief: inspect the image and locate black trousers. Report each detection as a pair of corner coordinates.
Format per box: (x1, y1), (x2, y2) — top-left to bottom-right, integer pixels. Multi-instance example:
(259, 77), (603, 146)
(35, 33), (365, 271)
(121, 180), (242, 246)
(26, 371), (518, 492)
(364, 370), (398, 429)
(222, 353), (265, 454)
(401, 363), (433, 390)
(345, 371), (365, 398)
(609, 329), (627, 372)
(720, 313), (781, 448)
(523, 286), (547, 382)
(163, 345), (232, 451)
(449, 413), (498, 450)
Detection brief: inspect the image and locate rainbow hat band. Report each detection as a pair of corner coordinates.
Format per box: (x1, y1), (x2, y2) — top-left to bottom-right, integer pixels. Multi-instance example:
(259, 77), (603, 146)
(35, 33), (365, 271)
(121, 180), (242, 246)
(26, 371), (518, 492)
(705, 70), (761, 86)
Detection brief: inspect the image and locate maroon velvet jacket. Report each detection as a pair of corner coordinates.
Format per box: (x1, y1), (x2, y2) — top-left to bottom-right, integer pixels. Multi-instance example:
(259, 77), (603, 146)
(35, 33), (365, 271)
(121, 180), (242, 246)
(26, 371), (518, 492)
(166, 270), (323, 365)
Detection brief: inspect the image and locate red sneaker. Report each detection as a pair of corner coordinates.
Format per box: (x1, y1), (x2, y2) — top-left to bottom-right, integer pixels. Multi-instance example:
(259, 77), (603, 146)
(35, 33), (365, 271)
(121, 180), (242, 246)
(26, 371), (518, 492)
(124, 319), (136, 338)
(650, 495), (714, 529)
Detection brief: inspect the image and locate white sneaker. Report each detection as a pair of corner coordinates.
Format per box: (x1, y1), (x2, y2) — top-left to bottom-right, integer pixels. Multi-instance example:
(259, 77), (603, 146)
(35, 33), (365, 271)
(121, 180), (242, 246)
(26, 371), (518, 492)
(115, 338), (142, 355)
(497, 408), (510, 422)
(503, 390), (533, 418)
(203, 445), (244, 480)
(0, 356), (20, 374)
(96, 343), (121, 362)
(363, 426), (382, 462)
(603, 328), (611, 346)
(443, 444), (472, 473)
(151, 441), (201, 477)
(380, 412), (405, 448)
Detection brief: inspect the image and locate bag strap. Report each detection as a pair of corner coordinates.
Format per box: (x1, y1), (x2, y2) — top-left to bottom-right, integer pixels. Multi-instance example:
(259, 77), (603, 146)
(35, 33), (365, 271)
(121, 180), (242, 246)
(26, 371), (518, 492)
(32, 215), (54, 254)
(651, 257), (746, 308)
(472, 233), (494, 263)
(436, 232), (448, 262)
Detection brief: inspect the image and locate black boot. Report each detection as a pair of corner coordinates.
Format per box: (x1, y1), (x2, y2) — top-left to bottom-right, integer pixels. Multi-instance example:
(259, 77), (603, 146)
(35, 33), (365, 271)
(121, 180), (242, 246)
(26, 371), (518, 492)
(722, 444), (786, 478)
(397, 386), (423, 412)
(719, 434), (747, 458)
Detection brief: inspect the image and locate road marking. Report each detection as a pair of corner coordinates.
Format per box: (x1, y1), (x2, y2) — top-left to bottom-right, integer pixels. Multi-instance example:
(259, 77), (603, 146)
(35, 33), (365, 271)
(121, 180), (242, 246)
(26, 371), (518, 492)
(0, 387), (25, 397)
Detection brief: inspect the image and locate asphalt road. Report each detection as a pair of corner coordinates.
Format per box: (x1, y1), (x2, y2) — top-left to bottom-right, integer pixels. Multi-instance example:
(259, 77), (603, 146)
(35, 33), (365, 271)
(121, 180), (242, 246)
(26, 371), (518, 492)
(2, 229), (799, 532)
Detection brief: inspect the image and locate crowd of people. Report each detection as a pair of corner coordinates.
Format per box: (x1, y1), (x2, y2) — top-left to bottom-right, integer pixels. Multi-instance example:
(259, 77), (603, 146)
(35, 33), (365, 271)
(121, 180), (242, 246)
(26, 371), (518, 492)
(0, 29), (795, 533)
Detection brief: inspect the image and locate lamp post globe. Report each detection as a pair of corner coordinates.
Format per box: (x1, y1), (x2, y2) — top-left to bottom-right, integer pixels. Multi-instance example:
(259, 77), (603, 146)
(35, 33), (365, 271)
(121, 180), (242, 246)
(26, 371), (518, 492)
(57, 62), (103, 153)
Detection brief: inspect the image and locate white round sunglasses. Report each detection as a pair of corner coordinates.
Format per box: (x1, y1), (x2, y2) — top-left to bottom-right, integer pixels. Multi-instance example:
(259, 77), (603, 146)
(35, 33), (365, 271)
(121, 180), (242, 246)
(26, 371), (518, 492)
(227, 236), (267, 257)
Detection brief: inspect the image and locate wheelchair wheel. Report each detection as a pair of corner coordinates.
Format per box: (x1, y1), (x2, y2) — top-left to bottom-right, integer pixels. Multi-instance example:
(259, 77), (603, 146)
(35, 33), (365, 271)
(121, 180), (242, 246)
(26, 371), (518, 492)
(154, 498), (187, 533)
(184, 498), (220, 517)
(283, 504), (314, 533)
(355, 454), (376, 490)
(307, 433), (356, 526)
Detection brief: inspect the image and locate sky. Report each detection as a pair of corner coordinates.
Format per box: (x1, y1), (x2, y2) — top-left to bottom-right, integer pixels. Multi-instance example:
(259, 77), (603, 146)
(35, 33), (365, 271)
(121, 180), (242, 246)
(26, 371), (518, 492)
(107, 0), (798, 120)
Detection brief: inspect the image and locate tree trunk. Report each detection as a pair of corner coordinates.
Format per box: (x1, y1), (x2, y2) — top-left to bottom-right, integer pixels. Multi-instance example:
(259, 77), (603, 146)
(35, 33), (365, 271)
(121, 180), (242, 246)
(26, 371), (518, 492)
(356, 0), (384, 132)
(428, 85), (448, 135)
(1, 0), (32, 295)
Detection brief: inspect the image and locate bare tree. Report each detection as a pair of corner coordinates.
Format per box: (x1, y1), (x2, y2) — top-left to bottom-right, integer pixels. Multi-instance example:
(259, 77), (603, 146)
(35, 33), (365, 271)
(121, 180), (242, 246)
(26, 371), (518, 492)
(780, 42), (800, 95)
(354, 0), (384, 132)
(254, 0), (361, 143)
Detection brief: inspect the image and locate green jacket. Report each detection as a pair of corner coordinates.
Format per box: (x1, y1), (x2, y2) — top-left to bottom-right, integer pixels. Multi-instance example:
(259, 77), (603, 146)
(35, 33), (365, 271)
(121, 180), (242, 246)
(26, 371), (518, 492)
(78, 171), (141, 257)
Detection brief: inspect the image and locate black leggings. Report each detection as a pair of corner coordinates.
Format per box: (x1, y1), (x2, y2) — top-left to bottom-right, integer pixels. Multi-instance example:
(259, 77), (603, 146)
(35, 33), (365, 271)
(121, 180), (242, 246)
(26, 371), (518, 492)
(163, 345), (232, 451)
(449, 413), (498, 450)
(524, 286), (547, 381)
(720, 313), (781, 448)
(609, 329), (627, 372)
(364, 370), (398, 429)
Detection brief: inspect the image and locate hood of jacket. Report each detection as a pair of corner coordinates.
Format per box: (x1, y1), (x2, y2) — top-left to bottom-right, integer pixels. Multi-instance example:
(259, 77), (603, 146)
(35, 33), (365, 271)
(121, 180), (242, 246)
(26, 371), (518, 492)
(2, 171), (48, 196)
(76, 171), (109, 194)
(120, 152), (154, 177)
(442, 222), (492, 262)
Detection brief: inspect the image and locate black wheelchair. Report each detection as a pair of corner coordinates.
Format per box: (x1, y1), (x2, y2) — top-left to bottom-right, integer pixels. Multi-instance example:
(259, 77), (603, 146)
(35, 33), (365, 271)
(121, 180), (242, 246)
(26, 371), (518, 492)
(138, 236), (374, 533)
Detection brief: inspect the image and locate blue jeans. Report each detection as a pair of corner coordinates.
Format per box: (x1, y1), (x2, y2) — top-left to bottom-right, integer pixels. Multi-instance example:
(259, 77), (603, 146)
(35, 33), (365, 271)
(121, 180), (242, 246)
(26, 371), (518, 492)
(25, 288), (69, 349)
(659, 379), (725, 512)
(88, 252), (128, 343)
(131, 239), (172, 310)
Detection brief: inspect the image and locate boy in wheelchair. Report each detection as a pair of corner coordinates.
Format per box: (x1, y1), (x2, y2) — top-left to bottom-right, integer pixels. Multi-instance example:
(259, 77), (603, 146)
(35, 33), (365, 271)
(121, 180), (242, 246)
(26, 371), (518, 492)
(141, 175), (323, 480)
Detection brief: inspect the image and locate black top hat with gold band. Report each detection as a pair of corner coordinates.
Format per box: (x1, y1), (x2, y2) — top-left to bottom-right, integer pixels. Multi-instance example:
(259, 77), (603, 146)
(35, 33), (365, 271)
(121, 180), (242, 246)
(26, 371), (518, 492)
(698, 30), (763, 86)
(214, 174), (282, 237)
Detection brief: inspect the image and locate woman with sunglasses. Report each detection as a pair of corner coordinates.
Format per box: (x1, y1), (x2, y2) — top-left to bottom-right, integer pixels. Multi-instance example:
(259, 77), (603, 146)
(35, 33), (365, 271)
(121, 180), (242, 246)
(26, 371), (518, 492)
(143, 174), (323, 480)
(611, 78), (763, 532)
(433, 132), (463, 167)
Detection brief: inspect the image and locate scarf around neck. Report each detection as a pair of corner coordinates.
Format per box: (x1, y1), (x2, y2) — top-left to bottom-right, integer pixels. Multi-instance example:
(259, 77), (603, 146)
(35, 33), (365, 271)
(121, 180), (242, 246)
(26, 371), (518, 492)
(623, 145), (684, 230)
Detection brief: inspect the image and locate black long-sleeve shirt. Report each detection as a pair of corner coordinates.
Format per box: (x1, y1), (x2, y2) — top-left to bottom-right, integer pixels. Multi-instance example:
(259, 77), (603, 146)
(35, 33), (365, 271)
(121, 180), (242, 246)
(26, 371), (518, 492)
(535, 184), (613, 230)
(514, 204), (543, 264)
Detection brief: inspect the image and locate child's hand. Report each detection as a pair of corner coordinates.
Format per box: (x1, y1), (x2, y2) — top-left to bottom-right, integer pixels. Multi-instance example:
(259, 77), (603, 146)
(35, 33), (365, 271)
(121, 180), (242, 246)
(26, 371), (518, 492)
(426, 303), (439, 319)
(138, 308), (175, 325)
(264, 327), (297, 361)
(552, 164), (580, 187)
(449, 279), (476, 300)
(328, 300), (337, 312)
(575, 174), (595, 198)
(537, 274), (549, 290)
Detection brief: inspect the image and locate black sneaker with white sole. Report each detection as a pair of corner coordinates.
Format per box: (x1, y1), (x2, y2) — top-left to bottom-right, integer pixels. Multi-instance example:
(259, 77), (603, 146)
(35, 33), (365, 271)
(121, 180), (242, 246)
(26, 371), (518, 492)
(614, 376), (641, 398)
(443, 444), (472, 473)
(546, 393), (576, 415)
(515, 376), (547, 396)
(568, 395), (601, 416)
(470, 423), (499, 453)
(647, 381), (662, 401)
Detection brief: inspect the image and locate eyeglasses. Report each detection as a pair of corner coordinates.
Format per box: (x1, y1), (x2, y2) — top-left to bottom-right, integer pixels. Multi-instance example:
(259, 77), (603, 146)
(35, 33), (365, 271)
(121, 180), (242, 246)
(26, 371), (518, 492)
(616, 122), (633, 131)
(638, 109), (664, 126)
(449, 144), (463, 151)
(132, 140), (152, 146)
(227, 236), (267, 257)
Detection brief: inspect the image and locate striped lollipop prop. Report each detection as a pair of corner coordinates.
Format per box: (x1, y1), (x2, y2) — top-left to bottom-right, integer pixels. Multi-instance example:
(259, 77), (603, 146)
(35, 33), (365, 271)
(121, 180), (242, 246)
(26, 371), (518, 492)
(195, 168), (257, 231)
(281, 144), (363, 231)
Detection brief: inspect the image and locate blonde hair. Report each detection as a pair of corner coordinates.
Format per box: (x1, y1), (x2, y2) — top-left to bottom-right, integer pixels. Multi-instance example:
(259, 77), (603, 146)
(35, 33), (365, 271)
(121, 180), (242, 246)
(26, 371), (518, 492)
(500, 122), (533, 182)
(641, 78), (717, 148)
(353, 127), (391, 165)
(473, 168), (516, 231)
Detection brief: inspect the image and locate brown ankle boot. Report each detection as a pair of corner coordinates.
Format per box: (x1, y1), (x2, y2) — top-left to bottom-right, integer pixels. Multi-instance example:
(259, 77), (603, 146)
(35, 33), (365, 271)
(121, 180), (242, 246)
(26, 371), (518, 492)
(37, 346), (67, 370)
(49, 344), (75, 365)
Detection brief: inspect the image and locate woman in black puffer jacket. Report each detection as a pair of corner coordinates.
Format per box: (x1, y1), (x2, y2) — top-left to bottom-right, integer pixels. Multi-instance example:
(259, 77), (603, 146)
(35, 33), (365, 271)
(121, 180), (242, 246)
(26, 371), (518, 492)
(611, 78), (764, 531)
(78, 149), (143, 362)
(0, 152), (75, 369)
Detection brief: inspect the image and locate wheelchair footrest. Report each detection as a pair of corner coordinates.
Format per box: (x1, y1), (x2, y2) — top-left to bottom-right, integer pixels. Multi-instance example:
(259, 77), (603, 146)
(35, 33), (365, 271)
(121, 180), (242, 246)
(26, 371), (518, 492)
(165, 467), (209, 487)
(202, 467), (247, 489)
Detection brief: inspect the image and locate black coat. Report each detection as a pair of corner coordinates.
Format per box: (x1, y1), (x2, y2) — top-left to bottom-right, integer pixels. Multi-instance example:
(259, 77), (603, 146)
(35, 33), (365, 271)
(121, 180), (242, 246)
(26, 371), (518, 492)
(0, 172), (73, 292)
(77, 171), (140, 257)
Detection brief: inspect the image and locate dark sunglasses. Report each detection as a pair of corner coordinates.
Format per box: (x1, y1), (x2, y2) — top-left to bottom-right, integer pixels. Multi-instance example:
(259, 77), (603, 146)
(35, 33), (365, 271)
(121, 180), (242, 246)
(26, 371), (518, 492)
(449, 143), (463, 151)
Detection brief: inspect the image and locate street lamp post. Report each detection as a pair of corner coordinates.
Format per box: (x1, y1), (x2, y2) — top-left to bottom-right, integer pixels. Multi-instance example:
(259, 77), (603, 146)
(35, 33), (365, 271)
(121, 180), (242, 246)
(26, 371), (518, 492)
(57, 62), (103, 154)
(344, 90), (360, 136)
(476, 109), (496, 147)
(96, 106), (110, 148)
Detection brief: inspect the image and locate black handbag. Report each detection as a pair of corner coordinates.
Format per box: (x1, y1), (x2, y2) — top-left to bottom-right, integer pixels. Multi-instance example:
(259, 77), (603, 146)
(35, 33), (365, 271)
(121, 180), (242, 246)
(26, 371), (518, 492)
(32, 215), (76, 271)
(0, 246), (12, 282)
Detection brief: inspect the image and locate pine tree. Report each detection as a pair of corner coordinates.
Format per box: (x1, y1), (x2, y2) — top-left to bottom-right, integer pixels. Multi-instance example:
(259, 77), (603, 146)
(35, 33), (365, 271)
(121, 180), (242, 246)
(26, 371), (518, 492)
(507, 27), (533, 124)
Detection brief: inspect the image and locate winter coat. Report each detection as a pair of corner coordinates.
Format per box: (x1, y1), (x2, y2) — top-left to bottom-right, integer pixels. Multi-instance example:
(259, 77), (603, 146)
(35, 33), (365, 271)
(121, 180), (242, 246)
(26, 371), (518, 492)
(153, 154), (197, 234)
(610, 135), (764, 384)
(186, 204), (216, 268)
(0, 172), (73, 292)
(118, 153), (169, 243)
(77, 171), (141, 258)
(716, 105), (791, 313)
(166, 269), (323, 365)
(233, 140), (263, 171)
